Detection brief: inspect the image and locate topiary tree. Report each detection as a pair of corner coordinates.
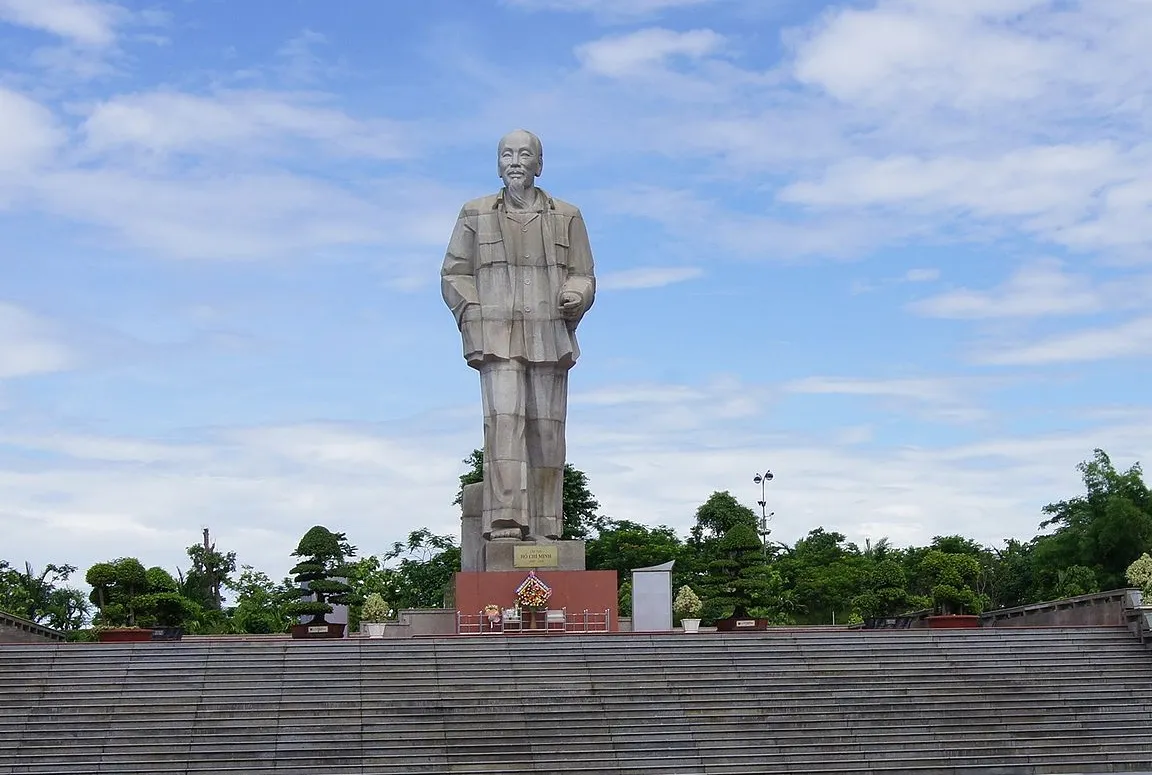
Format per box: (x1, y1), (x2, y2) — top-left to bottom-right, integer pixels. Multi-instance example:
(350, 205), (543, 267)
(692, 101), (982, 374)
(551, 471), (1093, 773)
(85, 558), (149, 627)
(704, 523), (784, 621)
(283, 526), (357, 626)
(135, 566), (202, 630)
(919, 550), (985, 615)
(853, 558), (917, 619)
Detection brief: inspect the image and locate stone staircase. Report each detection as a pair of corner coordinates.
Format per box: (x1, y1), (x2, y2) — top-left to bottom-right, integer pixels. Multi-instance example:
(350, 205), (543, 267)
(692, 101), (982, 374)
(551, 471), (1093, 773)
(2, 627), (1152, 774)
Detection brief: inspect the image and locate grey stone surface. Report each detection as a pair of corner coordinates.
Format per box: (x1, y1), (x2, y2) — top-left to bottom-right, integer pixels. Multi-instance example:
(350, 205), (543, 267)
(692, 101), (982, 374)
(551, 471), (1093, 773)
(0, 610), (65, 643)
(460, 481), (484, 571)
(5, 628), (1152, 774)
(442, 129), (595, 545)
(632, 560), (675, 632)
(483, 538), (586, 572)
(386, 608), (457, 637)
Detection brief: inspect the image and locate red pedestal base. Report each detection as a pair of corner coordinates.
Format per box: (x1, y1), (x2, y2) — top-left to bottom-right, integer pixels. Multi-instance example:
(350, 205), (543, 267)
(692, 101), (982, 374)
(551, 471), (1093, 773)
(455, 570), (619, 632)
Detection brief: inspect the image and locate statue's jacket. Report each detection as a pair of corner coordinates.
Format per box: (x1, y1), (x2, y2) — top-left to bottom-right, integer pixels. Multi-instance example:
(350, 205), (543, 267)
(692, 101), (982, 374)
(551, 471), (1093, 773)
(441, 188), (596, 370)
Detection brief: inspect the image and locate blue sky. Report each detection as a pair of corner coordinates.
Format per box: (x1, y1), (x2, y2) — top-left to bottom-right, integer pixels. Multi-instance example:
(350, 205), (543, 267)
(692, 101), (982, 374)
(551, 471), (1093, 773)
(2, 0), (1150, 581)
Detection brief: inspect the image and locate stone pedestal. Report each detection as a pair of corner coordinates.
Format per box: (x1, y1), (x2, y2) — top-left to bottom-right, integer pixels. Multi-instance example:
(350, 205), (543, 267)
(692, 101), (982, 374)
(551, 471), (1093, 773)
(454, 569), (618, 631)
(460, 482), (484, 572)
(460, 480), (585, 572)
(483, 539), (586, 572)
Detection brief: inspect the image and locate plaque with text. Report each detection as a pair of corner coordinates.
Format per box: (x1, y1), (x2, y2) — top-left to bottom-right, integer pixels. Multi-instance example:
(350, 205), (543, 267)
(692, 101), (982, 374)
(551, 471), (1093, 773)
(514, 545), (560, 568)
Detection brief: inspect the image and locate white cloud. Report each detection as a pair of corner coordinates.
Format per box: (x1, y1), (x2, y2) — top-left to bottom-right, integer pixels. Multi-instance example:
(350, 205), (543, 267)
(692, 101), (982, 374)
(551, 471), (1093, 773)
(598, 266), (703, 290)
(27, 169), (459, 260)
(32, 169), (386, 259)
(782, 375), (992, 423)
(0, 422), (471, 581)
(908, 259), (1131, 319)
(785, 376), (967, 404)
(776, 145), (1152, 254)
(504, 0), (719, 20)
(3, 377), (1150, 585)
(599, 184), (895, 260)
(792, 0), (1064, 110)
(576, 28), (725, 78)
(903, 268), (940, 283)
(82, 90), (409, 160)
(975, 316), (1152, 366)
(779, 144), (1126, 219)
(0, 87), (64, 176)
(0, 303), (74, 379)
(0, 0), (124, 47)
(573, 383), (708, 406)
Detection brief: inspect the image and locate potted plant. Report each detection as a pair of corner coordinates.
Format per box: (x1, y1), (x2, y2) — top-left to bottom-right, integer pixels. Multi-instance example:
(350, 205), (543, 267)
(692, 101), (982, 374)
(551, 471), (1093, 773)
(920, 550), (983, 629)
(1125, 553), (1152, 629)
(137, 591), (198, 641)
(674, 585), (703, 633)
(361, 593), (390, 639)
(283, 526), (357, 639)
(87, 558), (198, 642)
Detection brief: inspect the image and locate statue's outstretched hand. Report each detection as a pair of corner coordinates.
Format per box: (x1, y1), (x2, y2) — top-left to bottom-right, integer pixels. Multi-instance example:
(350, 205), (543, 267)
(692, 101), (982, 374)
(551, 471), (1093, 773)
(558, 291), (583, 320)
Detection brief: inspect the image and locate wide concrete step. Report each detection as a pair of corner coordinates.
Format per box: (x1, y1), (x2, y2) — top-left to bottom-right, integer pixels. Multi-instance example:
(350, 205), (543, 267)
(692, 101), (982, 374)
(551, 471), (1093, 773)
(3, 627), (1151, 775)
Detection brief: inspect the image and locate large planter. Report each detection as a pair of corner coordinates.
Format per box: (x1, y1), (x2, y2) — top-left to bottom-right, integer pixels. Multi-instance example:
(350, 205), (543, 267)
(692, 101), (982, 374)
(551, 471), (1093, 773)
(98, 628), (153, 643)
(290, 622), (346, 639)
(681, 618), (701, 634)
(714, 617), (771, 632)
(363, 622), (386, 639)
(926, 615), (980, 629)
(150, 627), (183, 641)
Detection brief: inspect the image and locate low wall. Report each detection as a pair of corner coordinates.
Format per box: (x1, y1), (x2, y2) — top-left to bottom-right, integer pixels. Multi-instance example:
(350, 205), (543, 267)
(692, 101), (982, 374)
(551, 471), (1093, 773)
(376, 608), (457, 638)
(981, 589), (1135, 628)
(0, 610), (65, 643)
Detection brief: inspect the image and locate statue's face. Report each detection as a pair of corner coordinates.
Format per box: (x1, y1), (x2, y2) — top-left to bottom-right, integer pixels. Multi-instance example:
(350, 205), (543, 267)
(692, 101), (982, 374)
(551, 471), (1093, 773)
(498, 131), (542, 189)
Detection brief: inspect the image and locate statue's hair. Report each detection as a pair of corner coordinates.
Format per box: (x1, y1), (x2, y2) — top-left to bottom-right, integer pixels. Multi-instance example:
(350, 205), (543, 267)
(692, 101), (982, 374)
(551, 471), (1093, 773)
(498, 129), (542, 159)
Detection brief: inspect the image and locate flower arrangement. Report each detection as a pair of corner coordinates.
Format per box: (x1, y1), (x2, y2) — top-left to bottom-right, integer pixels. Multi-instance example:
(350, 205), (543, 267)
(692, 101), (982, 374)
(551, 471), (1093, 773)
(673, 585), (703, 619)
(483, 603), (501, 620)
(515, 571), (553, 609)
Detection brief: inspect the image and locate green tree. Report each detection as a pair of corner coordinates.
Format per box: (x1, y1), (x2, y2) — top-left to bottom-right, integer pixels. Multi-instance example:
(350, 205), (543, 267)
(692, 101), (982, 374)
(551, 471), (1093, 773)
(917, 550), (985, 615)
(703, 522), (785, 622)
(135, 566), (203, 631)
(1036, 449), (1152, 590)
(585, 519), (684, 590)
(227, 566), (295, 634)
(987, 539), (1037, 609)
(779, 528), (868, 625)
(852, 558), (916, 619)
(283, 526), (357, 625)
(0, 560), (89, 631)
(381, 528), (460, 609)
(689, 490), (759, 546)
(86, 557), (149, 626)
(180, 530), (237, 612)
(228, 566), (295, 634)
(452, 449), (602, 539)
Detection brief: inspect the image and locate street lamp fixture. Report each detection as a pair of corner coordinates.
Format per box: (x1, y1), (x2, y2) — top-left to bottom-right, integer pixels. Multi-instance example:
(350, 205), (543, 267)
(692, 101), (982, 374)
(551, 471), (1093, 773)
(753, 470), (774, 556)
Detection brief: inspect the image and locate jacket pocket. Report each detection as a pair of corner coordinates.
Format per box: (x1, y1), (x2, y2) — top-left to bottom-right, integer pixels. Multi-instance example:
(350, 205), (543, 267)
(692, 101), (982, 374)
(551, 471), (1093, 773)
(477, 232), (505, 267)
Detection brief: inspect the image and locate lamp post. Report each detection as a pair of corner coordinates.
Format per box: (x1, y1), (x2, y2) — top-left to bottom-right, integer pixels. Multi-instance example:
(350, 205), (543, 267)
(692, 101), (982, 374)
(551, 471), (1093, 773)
(753, 470), (774, 558)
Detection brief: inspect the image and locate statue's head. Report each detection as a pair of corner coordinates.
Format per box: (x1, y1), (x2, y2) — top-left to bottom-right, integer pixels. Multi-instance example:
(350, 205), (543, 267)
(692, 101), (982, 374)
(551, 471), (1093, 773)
(497, 129), (543, 190)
